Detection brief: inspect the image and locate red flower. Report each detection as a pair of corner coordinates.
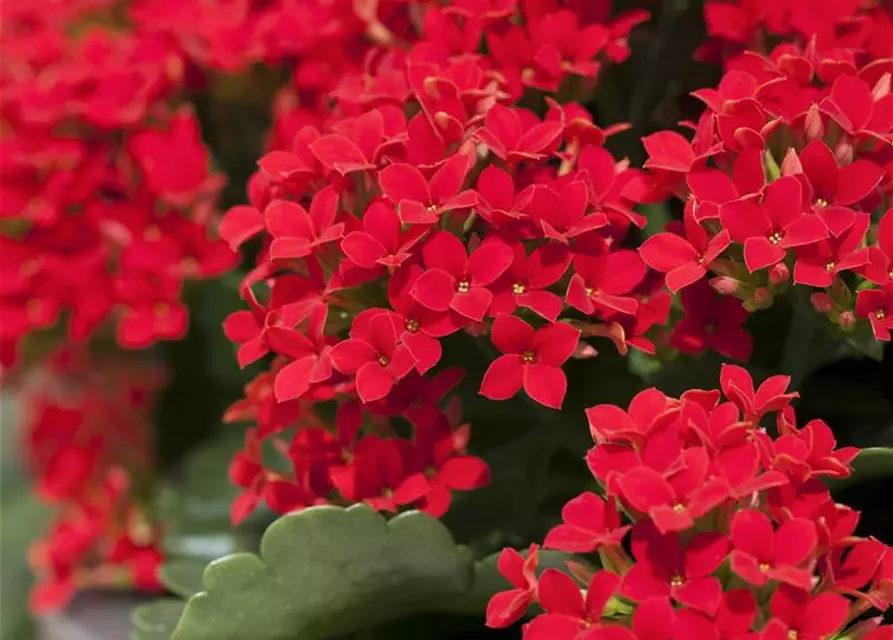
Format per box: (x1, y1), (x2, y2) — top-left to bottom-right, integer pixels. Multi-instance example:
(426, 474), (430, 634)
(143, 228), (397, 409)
(863, 208), (893, 285)
(820, 74), (893, 143)
(474, 104), (563, 164)
(543, 492), (630, 553)
(621, 521), (729, 615)
(669, 281), (752, 361)
(642, 130), (697, 173)
(267, 303), (333, 402)
(798, 140), (886, 210)
(856, 284), (893, 341)
(411, 232), (513, 322)
(720, 175), (828, 272)
(474, 165), (535, 226)
(329, 437), (420, 512)
(586, 388), (679, 448)
(486, 545), (540, 628)
(639, 208), (730, 292)
(308, 108), (403, 175)
(129, 109), (213, 206)
(395, 416), (489, 518)
(759, 585), (850, 640)
(525, 570), (622, 639)
(490, 243), (571, 321)
(479, 314), (580, 409)
(793, 212), (870, 288)
(266, 187), (345, 260)
(566, 237), (645, 317)
(765, 418), (859, 483)
(729, 509), (817, 589)
(528, 180), (608, 245)
(674, 588), (757, 640)
(328, 311), (415, 403)
(719, 364), (798, 423)
(219, 204), (265, 251)
(387, 267), (464, 374)
(616, 447), (730, 533)
(378, 153), (477, 225)
(341, 201), (425, 270)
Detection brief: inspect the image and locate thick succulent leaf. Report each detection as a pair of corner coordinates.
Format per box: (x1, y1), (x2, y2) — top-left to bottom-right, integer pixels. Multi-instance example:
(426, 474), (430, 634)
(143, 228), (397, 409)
(168, 505), (569, 640)
(131, 599), (188, 640)
(159, 560), (207, 600)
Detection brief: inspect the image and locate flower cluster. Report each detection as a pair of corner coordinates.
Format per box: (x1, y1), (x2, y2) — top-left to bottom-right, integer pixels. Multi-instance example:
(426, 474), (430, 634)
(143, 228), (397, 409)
(487, 365), (893, 639)
(20, 347), (165, 613)
(220, 0), (655, 523)
(0, 0), (237, 368)
(635, 36), (892, 353)
(701, 0), (893, 65)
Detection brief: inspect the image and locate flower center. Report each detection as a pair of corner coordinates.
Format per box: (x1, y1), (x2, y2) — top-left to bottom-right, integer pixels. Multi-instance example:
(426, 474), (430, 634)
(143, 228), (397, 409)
(457, 279), (470, 293)
(512, 282), (526, 295)
(377, 355), (389, 367)
(144, 225), (161, 242)
(814, 198), (828, 208)
(19, 259), (38, 276)
(759, 563), (771, 573)
(672, 502), (685, 513)
(522, 350), (536, 364)
(154, 302), (169, 316)
(521, 67), (536, 82)
(825, 261), (836, 271)
(585, 287), (595, 296)
(427, 204), (438, 213)
(405, 318), (419, 333)
(876, 309), (886, 321)
(788, 632), (799, 640)
(768, 231), (783, 245)
(26, 299), (42, 318)
(670, 574), (684, 587)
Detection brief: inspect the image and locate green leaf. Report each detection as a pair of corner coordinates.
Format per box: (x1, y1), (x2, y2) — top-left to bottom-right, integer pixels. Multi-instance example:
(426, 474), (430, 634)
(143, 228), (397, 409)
(131, 599), (188, 640)
(827, 447), (893, 493)
(1, 393), (45, 640)
(159, 560), (207, 599)
(168, 505), (568, 640)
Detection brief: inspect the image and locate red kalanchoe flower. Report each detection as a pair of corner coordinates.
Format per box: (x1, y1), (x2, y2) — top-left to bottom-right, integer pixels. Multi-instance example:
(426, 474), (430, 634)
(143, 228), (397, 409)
(566, 237), (645, 316)
(378, 153), (477, 225)
(525, 569), (622, 639)
(527, 180), (609, 245)
(720, 175), (828, 273)
(490, 243), (571, 321)
(475, 104), (563, 164)
(266, 187), (345, 260)
(480, 314), (580, 409)
(798, 140), (886, 212)
(639, 208), (730, 293)
(411, 232), (514, 322)
(729, 509), (817, 589)
(670, 281), (752, 361)
(793, 212), (871, 288)
(544, 492), (630, 553)
(719, 364), (799, 423)
(621, 521), (729, 615)
(760, 584), (850, 640)
(328, 311), (416, 403)
(486, 545), (540, 629)
(341, 201), (425, 270)
(856, 283), (893, 341)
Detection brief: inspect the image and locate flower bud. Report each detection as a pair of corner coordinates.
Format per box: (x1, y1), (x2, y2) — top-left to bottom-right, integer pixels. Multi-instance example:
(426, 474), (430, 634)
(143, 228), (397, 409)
(768, 262), (790, 285)
(838, 311), (857, 331)
(750, 287), (773, 310)
(810, 292), (833, 313)
(835, 136), (854, 166)
(804, 103), (824, 141)
(709, 276), (739, 296)
(780, 147), (802, 176)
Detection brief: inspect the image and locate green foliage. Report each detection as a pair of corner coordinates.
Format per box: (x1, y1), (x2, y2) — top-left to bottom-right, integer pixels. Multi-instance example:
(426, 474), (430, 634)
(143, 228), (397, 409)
(149, 505), (569, 640)
(0, 394), (45, 640)
(132, 600), (188, 640)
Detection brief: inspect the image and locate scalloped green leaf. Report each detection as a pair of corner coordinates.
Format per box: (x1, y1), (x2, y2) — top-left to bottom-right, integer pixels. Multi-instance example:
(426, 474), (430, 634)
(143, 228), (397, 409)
(159, 560), (207, 599)
(828, 447), (893, 493)
(168, 505), (569, 640)
(131, 599), (187, 640)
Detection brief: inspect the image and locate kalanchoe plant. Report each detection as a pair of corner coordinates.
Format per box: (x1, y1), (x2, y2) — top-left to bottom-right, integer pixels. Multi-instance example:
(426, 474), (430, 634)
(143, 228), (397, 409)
(0, 0), (891, 639)
(487, 367), (893, 639)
